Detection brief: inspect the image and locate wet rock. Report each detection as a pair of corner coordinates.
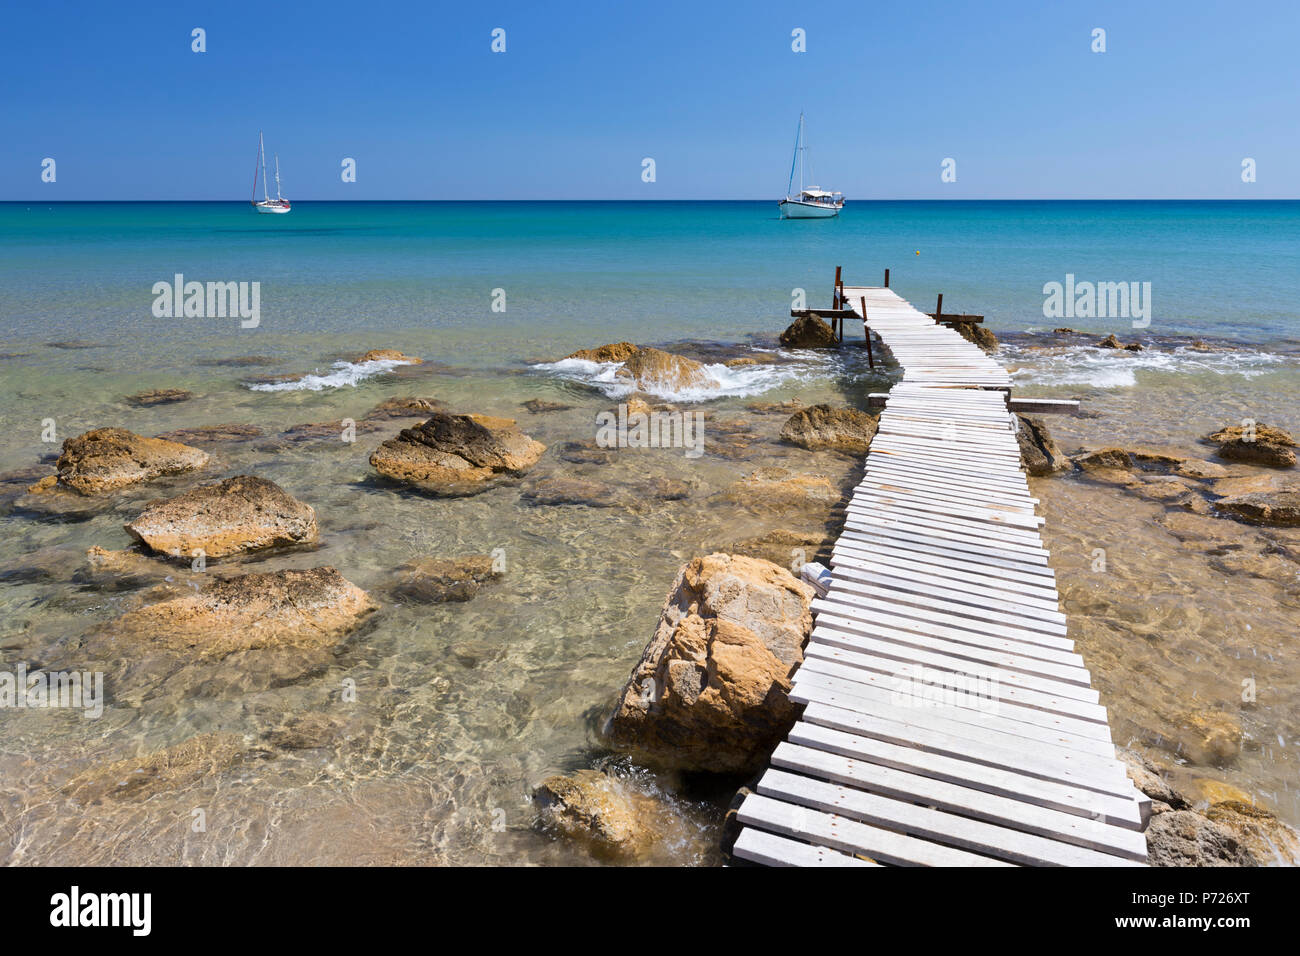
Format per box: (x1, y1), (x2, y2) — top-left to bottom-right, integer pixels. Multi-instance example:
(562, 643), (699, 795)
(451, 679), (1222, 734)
(124, 388), (193, 407)
(564, 342), (639, 363)
(1124, 342), (1145, 351)
(521, 399), (573, 414)
(370, 413), (545, 495)
(727, 528), (835, 570)
(954, 323), (998, 352)
(1175, 459), (1230, 480)
(1053, 327), (1078, 334)
(603, 553), (814, 774)
(556, 440), (615, 466)
(1098, 334), (1122, 349)
(77, 545), (180, 589)
(155, 424), (264, 444)
(746, 399), (802, 415)
(724, 467), (840, 513)
(1073, 447), (1135, 475)
(84, 567), (375, 658)
(1205, 801), (1300, 866)
(124, 475), (318, 559)
(1145, 810), (1258, 866)
(1211, 490), (1300, 527)
(390, 554), (501, 603)
(1126, 475), (1199, 504)
(355, 349), (421, 364)
(780, 404), (878, 453)
(0, 546), (77, 585)
(779, 314), (837, 349)
(725, 357), (760, 367)
(1015, 415), (1069, 476)
(363, 396), (446, 420)
(642, 477), (692, 501)
(1204, 424), (1298, 468)
(532, 769), (661, 861)
(196, 355), (278, 367)
(1119, 749), (1188, 810)
(615, 347), (718, 394)
(52, 428), (209, 494)
(521, 476), (622, 508)
(61, 733), (250, 804)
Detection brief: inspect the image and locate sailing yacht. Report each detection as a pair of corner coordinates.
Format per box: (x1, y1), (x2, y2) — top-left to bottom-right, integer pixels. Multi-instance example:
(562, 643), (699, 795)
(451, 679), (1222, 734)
(251, 131), (291, 214)
(778, 113), (844, 219)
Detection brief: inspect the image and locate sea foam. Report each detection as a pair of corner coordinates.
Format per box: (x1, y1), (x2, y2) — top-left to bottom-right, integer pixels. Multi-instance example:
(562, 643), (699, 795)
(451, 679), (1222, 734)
(246, 358), (416, 392)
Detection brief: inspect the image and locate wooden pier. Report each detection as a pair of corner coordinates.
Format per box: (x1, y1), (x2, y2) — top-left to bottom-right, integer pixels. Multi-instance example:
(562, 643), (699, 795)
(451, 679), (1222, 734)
(730, 280), (1148, 867)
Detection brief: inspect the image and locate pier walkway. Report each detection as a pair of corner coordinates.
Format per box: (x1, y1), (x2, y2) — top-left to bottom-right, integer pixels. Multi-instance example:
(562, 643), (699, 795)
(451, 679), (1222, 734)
(730, 285), (1149, 867)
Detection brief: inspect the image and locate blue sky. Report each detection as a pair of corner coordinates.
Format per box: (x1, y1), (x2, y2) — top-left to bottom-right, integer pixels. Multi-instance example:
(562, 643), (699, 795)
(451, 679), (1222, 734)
(2, 0), (1297, 200)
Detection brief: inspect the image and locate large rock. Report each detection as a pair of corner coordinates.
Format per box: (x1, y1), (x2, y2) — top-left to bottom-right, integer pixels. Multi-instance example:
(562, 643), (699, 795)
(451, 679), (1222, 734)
(390, 555), (501, 603)
(52, 428), (209, 494)
(1015, 415), (1069, 476)
(86, 567), (375, 658)
(780, 404), (878, 452)
(723, 467), (840, 513)
(1145, 810), (1259, 866)
(603, 553), (813, 774)
(614, 347), (718, 394)
(364, 396), (446, 420)
(124, 388), (193, 407)
(1204, 423), (1297, 468)
(564, 342), (639, 363)
(124, 475), (318, 559)
(954, 323), (998, 352)
(1205, 801), (1300, 866)
(355, 349), (421, 364)
(779, 314), (837, 349)
(369, 413), (545, 494)
(1211, 490), (1300, 527)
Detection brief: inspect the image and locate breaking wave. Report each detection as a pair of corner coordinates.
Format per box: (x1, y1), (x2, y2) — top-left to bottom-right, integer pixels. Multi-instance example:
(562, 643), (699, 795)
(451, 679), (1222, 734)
(245, 358), (416, 392)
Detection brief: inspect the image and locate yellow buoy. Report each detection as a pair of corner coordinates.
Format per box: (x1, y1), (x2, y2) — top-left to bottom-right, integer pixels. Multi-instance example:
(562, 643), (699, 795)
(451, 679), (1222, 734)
(915, 250), (920, 255)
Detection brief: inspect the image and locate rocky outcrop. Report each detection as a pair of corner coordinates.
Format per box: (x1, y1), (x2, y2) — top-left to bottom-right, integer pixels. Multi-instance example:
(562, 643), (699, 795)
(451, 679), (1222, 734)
(780, 404), (878, 452)
(1015, 415), (1069, 476)
(614, 347), (718, 394)
(779, 314), (837, 349)
(355, 349), (421, 364)
(86, 567), (375, 658)
(603, 553), (814, 774)
(1204, 423), (1297, 468)
(1205, 801), (1300, 866)
(390, 555), (502, 603)
(1144, 810), (1259, 866)
(124, 475), (318, 559)
(124, 388), (193, 407)
(954, 323), (998, 352)
(50, 428), (209, 494)
(369, 413), (545, 494)
(564, 342), (639, 364)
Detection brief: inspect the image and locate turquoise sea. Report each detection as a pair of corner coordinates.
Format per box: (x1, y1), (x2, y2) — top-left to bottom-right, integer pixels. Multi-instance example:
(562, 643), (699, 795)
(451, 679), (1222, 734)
(1, 201), (1298, 865)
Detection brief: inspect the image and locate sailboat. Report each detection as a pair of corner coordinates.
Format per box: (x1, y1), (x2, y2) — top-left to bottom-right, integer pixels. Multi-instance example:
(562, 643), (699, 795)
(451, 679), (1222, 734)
(251, 131), (291, 214)
(778, 112), (844, 219)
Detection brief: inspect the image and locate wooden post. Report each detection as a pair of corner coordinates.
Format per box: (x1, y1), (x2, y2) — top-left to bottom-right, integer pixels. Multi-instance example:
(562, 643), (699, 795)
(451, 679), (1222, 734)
(833, 266), (842, 308)
(884, 268), (890, 288)
(935, 293), (943, 323)
(861, 296), (874, 368)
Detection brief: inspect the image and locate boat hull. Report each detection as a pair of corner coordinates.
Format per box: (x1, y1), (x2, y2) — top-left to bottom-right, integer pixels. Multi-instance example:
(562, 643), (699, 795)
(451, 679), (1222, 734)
(254, 201), (291, 214)
(779, 199), (841, 219)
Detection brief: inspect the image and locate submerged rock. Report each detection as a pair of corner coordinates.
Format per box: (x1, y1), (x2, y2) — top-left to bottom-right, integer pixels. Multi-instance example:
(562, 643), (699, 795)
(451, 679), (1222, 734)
(727, 528), (835, 570)
(369, 413), (546, 494)
(124, 388), (194, 407)
(780, 404), (878, 453)
(779, 314), (837, 349)
(521, 476), (622, 508)
(1205, 801), (1300, 866)
(603, 553), (814, 774)
(390, 554), (502, 603)
(1174, 710), (1243, 767)
(1211, 490), (1300, 527)
(61, 733), (250, 804)
(124, 475), (318, 559)
(86, 567), (375, 658)
(51, 428), (209, 494)
(521, 399), (573, 414)
(355, 349), (422, 364)
(364, 396), (446, 420)
(155, 424), (264, 444)
(724, 467), (840, 513)
(1015, 415), (1069, 476)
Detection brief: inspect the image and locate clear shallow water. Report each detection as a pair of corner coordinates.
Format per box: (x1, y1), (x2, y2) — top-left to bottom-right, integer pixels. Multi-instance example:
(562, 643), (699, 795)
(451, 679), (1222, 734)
(1, 201), (1298, 864)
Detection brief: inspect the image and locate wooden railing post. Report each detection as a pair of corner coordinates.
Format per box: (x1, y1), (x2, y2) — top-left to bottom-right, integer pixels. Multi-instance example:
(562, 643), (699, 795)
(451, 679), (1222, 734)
(935, 293), (943, 323)
(861, 296), (874, 368)
(833, 266), (842, 308)
(884, 268), (890, 288)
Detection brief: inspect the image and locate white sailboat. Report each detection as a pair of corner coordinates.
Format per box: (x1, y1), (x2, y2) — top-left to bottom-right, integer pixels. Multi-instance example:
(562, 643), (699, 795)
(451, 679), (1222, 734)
(251, 131), (291, 214)
(778, 112), (844, 219)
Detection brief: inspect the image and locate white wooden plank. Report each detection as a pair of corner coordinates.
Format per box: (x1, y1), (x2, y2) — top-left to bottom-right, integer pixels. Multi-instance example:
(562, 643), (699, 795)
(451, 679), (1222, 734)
(830, 545), (1061, 600)
(731, 826), (876, 867)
